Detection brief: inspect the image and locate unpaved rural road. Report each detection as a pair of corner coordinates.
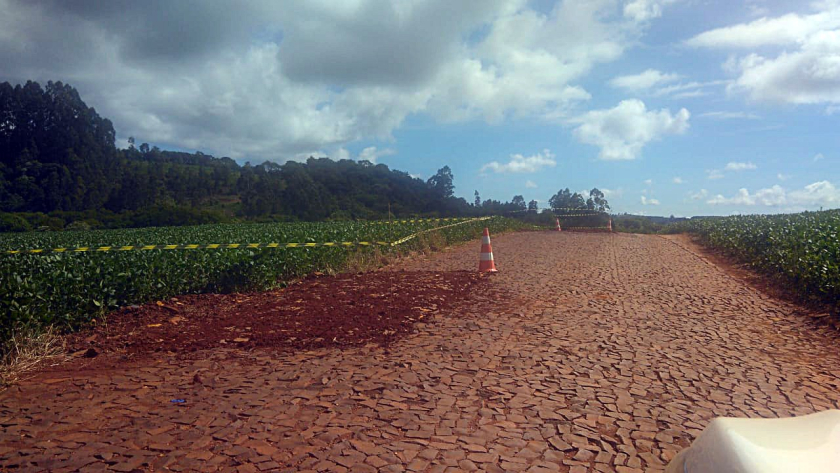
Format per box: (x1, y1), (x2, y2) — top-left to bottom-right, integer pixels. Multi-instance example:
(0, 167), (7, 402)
(2, 232), (840, 472)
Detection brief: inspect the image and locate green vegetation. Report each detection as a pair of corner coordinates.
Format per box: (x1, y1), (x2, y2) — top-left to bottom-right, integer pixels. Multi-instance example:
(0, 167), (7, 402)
(612, 214), (687, 234)
(0, 79), (611, 349)
(667, 210), (840, 309)
(0, 80), (531, 227)
(2, 80), (611, 230)
(0, 217), (526, 346)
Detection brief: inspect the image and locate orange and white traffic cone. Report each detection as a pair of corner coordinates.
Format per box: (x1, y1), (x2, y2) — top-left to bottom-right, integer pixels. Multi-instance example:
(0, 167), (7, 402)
(555, 218), (562, 232)
(478, 228), (498, 272)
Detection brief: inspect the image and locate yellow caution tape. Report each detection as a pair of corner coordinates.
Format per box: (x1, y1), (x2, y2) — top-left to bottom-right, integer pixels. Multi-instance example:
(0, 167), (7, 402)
(555, 213), (607, 217)
(3, 217), (495, 255)
(507, 208), (610, 214)
(5, 241), (393, 255)
(553, 207), (610, 213)
(390, 216), (491, 246)
(368, 217), (470, 224)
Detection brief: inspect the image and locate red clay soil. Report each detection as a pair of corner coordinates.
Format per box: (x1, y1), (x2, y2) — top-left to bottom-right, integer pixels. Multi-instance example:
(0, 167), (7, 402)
(67, 270), (489, 361)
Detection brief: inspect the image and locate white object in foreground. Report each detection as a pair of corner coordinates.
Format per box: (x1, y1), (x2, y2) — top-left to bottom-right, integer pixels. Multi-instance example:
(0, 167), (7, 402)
(665, 410), (840, 473)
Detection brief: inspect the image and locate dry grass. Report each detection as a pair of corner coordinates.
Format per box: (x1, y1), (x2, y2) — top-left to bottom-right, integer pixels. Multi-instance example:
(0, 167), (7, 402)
(0, 327), (67, 389)
(340, 246), (394, 274)
(334, 230), (449, 275)
(340, 228), (457, 274)
(416, 230), (448, 254)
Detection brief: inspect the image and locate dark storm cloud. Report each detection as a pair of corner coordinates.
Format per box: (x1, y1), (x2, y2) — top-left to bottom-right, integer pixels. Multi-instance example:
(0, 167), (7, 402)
(33, 0), (270, 64)
(277, 0), (503, 87)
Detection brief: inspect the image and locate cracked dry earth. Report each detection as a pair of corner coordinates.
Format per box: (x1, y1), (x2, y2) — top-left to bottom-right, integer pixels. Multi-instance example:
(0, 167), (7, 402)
(3, 232), (840, 473)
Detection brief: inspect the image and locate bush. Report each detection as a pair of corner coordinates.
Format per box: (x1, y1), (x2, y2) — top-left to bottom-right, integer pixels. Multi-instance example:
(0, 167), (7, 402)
(0, 213), (32, 233)
(64, 221), (92, 231)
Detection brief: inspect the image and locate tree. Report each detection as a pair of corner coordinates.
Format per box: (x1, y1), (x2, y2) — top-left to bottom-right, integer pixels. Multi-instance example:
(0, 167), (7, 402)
(0, 80), (486, 225)
(588, 188), (610, 212)
(427, 166), (454, 198)
(549, 188), (590, 212)
(511, 195), (526, 210)
(528, 199), (538, 211)
(474, 190), (480, 207)
(1, 80), (118, 212)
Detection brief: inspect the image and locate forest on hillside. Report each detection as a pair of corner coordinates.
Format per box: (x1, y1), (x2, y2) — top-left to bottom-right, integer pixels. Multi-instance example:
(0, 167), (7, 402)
(0, 81), (608, 231)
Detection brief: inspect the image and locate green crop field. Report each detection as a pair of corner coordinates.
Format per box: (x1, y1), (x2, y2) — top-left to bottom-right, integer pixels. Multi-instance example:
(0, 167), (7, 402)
(667, 210), (840, 308)
(0, 217), (526, 345)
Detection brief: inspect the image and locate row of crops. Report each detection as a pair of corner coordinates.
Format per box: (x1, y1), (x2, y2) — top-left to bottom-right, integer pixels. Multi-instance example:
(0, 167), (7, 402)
(0, 217), (527, 345)
(666, 210), (840, 308)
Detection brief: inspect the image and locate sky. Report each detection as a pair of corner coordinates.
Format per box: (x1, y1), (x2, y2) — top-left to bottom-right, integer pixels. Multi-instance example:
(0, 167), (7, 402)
(1, 0), (839, 217)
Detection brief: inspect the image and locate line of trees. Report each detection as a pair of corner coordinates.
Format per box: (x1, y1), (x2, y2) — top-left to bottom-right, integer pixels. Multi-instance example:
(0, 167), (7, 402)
(0, 80), (608, 232)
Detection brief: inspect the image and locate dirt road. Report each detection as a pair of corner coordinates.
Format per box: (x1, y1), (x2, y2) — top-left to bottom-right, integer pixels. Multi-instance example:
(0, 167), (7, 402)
(2, 232), (839, 472)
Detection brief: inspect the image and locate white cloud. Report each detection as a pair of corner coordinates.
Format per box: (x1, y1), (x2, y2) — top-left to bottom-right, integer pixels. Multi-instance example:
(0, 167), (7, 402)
(332, 146), (395, 163)
(730, 31), (840, 105)
(609, 73), (728, 99)
(609, 69), (681, 90)
(583, 187), (623, 201)
(672, 176), (684, 184)
(333, 148), (351, 160)
(707, 181), (840, 207)
(640, 195), (660, 205)
(814, 152), (825, 161)
(753, 185), (788, 205)
(623, 0), (679, 23)
(707, 185), (785, 206)
(0, 0), (676, 161)
(358, 146), (396, 164)
(689, 189), (708, 200)
(571, 99), (690, 160)
(707, 189), (752, 205)
(644, 179), (653, 185)
(671, 90), (708, 99)
(651, 79), (731, 99)
(725, 161), (758, 171)
(427, 0), (643, 124)
(685, 8), (840, 49)
(707, 169), (725, 179)
(525, 180), (538, 188)
(777, 173), (791, 181)
(699, 111), (760, 120)
(705, 163), (756, 180)
(688, 5), (840, 106)
(747, 2), (770, 18)
(789, 180), (840, 206)
(601, 187), (624, 199)
(481, 149), (556, 174)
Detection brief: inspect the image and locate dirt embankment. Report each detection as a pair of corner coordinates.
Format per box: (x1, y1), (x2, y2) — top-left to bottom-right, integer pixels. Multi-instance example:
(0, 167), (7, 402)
(67, 270), (490, 364)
